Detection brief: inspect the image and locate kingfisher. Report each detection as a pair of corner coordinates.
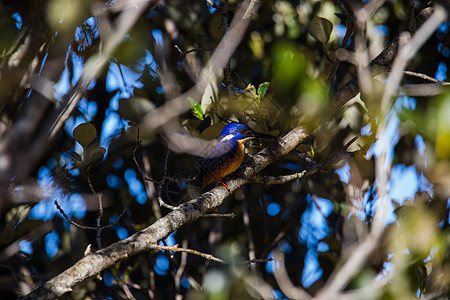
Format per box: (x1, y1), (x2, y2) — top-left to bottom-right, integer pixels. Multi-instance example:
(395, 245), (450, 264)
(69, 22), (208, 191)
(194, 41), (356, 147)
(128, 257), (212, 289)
(199, 123), (275, 190)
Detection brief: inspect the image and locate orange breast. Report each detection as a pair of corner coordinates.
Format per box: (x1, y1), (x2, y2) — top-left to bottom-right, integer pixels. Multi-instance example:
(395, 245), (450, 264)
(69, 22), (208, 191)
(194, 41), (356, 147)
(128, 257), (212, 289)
(201, 141), (245, 188)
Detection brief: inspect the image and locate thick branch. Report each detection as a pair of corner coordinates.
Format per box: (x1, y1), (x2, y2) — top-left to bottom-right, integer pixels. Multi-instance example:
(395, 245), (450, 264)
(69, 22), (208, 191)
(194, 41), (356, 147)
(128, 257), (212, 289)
(23, 126), (307, 300)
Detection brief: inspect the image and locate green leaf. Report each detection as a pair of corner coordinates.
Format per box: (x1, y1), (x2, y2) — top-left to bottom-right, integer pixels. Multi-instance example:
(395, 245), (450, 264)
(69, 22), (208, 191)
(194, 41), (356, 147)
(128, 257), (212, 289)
(257, 82), (270, 99)
(309, 17), (333, 45)
(118, 97), (155, 123)
(188, 97), (204, 120)
(73, 123), (97, 149)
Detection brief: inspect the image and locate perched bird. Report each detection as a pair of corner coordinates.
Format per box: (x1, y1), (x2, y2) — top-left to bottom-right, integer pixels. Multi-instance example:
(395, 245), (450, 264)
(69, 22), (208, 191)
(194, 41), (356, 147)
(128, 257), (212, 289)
(199, 123), (275, 190)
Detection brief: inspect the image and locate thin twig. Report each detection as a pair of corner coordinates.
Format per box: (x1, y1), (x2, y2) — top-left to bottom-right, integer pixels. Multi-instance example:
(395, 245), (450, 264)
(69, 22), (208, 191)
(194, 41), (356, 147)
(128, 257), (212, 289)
(152, 244), (224, 263)
(54, 200), (97, 230)
(174, 239), (188, 300)
(243, 257), (279, 264)
(54, 201), (126, 230)
(101, 208), (128, 229)
(131, 123), (162, 218)
(329, 22), (354, 83)
(87, 175), (103, 249)
(252, 151), (353, 185)
(157, 136), (177, 210)
(206, 0), (220, 9)
(132, 126), (145, 176)
(328, 3), (354, 83)
(174, 45), (213, 56)
(404, 70), (450, 85)
(203, 213), (236, 218)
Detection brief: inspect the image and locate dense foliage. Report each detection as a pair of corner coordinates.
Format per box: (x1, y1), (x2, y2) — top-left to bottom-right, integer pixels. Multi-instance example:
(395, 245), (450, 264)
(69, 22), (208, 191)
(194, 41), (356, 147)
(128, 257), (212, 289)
(0, 0), (449, 299)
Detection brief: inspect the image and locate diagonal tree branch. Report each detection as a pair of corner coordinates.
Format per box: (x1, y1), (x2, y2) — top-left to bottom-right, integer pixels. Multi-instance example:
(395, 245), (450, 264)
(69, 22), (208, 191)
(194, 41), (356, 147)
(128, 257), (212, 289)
(22, 126), (307, 300)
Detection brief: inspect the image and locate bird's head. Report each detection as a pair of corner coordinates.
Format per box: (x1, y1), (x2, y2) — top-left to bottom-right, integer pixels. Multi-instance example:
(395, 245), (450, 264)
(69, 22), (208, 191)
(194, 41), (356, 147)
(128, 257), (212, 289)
(218, 124), (275, 142)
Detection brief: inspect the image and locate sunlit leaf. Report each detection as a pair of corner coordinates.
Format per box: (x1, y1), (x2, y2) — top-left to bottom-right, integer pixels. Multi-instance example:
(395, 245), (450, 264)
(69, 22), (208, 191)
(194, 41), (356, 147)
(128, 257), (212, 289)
(309, 17), (333, 45)
(188, 97), (204, 120)
(257, 82), (270, 100)
(73, 123), (97, 149)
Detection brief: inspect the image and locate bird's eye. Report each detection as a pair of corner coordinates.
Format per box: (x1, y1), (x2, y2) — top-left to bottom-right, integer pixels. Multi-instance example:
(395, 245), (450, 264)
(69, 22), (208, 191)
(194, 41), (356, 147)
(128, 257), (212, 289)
(239, 129), (251, 134)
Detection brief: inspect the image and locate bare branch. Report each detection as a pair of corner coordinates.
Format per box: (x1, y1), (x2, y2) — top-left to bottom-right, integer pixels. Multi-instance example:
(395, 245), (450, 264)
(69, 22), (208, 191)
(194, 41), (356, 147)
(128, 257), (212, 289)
(206, 0), (220, 10)
(203, 213), (236, 218)
(404, 70), (450, 85)
(101, 208), (128, 230)
(87, 175), (104, 249)
(174, 46), (213, 56)
(24, 125), (307, 300)
(251, 151), (352, 185)
(54, 200), (126, 232)
(157, 137), (178, 210)
(131, 124), (161, 218)
(152, 244), (224, 263)
(174, 239), (188, 300)
(54, 200), (97, 231)
(244, 257), (278, 264)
